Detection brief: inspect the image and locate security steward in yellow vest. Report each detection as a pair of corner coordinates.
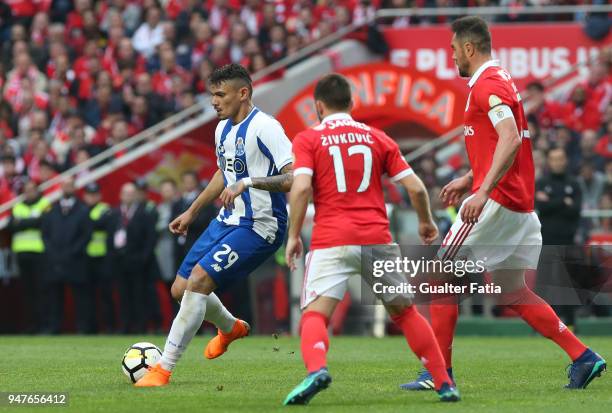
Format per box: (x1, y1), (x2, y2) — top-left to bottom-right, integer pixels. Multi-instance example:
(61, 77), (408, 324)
(83, 182), (116, 333)
(9, 181), (50, 333)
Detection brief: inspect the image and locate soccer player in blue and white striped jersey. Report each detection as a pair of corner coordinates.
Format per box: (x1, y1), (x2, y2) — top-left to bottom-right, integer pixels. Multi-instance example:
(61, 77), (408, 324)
(136, 64), (293, 387)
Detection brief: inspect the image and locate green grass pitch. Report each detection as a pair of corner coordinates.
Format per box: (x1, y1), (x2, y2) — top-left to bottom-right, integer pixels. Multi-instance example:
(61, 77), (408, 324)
(1, 335), (610, 413)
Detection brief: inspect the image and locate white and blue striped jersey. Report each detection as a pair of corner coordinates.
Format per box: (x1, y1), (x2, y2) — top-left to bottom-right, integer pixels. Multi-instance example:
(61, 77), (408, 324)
(214, 107), (293, 243)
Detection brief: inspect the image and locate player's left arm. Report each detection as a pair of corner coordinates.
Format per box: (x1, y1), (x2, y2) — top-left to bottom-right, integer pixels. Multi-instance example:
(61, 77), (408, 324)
(461, 115), (522, 224)
(219, 163), (293, 210)
(461, 78), (523, 224)
(286, 173), (312, 270)
(252, 164), (294, 192)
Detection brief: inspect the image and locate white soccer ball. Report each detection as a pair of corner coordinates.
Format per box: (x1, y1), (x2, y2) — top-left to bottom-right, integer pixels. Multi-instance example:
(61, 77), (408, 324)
(121, 342), (162, 383)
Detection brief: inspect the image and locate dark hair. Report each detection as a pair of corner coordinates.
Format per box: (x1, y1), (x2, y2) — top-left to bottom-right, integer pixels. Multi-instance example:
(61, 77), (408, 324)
(314, 73), (352, 111)
(451, 16), (491, 55)
(209, 63), (253, 97)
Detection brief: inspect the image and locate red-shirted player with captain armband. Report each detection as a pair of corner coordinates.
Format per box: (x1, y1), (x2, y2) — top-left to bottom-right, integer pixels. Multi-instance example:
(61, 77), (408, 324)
(282, 73), (461, 405)
(401, 16), (606, 392)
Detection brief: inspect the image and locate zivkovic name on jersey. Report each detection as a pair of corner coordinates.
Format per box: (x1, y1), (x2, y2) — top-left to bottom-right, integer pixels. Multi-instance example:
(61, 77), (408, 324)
(215, 107), (293, 243)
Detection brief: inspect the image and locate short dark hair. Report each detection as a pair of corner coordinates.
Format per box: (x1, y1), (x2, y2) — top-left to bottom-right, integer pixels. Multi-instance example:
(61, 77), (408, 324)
(209, 63), (253, 97)
(314, 73), (352, 111)
(451, 16), (492, 55)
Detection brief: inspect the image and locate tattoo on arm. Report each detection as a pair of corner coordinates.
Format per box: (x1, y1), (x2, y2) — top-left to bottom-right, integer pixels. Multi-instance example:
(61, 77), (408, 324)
(252, 164), (294, 192)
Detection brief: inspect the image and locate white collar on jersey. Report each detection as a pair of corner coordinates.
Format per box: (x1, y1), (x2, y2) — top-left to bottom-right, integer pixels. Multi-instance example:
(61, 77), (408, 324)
(320, 112), (353, 124)
(468, 59), (501, 88)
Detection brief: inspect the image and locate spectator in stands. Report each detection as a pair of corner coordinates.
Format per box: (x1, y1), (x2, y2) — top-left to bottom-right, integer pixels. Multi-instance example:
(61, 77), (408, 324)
(128, 95), (155, 133)
(156, 178), (179, 312)
(171, 171), (217, 270)
(132, 5), (165, 59)
(595, 119), (612, 160)
(10, 180), (49, 333)
(577, 160), (606, 241)
(1, 154), (26, 195)
(82, 85), (124, 129)
(42, 177), (93, 334)
(112, 181), (155, 334)
(563, 84), (601, 133)
(576, 129), (603, 171)
(229, 21), (249, 64)
(134, 72), (167, 123)
(151, 47), (192, 99)
(134, 179), (163, 333)
(536, 148), (582, 246)
(83, 182), (116, 333)
(526, 81), (563, 129)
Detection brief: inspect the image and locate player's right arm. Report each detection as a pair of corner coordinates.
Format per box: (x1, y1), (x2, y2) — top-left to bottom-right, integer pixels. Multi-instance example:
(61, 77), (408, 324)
(285, 130), (315, 270)
(169, 169), (225, 235)
(398, 173), (439, 245)
(382, 132), (439, 245)
(286, 174), (312, 270)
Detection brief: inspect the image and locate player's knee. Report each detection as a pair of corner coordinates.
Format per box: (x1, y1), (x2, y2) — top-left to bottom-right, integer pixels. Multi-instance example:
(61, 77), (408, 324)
(170, 281), (185, 302)
(187, 265), (216, 294)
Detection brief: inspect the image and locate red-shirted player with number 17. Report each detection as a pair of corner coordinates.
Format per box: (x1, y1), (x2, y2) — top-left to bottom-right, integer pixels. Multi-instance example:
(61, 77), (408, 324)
(282, 73), (460, 405)
(401, 16), (606, 392)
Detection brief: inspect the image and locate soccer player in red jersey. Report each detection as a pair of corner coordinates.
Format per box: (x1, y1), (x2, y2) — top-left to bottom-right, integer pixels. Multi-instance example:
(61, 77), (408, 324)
(283, 74), (461, 405)
(401, 16), (606, 392)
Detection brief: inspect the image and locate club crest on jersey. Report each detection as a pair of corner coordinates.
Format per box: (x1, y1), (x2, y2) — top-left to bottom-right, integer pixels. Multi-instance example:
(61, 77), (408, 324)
(489, 94), (502, 108)
(235, 137), (245, 156)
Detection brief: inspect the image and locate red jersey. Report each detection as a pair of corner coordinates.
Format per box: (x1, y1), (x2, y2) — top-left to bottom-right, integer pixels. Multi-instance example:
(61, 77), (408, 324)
(464, 60), (535, 212)
(292, 113), (412, 249)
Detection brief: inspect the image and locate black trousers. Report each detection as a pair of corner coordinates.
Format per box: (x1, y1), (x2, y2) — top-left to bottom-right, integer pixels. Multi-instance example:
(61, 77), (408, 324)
(143, 257), (162, 330)
(16, 252), (45, 334)
(88, 257), (116, 333)
(117, 259), (146, 334)
(40, 279), (93, 334)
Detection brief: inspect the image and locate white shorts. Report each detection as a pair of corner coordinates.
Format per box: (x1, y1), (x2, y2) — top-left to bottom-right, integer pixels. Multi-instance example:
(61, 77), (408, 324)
(300, 244), (410, 309)
(301, 245), (361, 309)
(437, 195), (542, 271)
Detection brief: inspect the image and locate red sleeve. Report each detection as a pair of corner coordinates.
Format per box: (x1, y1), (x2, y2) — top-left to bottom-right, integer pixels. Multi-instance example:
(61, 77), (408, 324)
(292, 131), (315, 176)
(381, 131), (412, 181)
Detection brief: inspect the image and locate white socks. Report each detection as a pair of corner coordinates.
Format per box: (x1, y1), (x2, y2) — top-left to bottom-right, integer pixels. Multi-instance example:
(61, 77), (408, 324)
(205, 293), (237, 333)
(160, 290), (208, 371)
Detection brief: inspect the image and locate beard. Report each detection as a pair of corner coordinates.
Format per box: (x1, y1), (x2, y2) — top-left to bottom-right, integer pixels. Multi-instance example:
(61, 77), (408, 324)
(458, 64), (470, 78)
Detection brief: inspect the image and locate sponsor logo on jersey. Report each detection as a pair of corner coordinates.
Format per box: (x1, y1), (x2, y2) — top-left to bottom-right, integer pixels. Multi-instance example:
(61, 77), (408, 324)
(235, 137), (245, 156)
(464, 125), (475, 136)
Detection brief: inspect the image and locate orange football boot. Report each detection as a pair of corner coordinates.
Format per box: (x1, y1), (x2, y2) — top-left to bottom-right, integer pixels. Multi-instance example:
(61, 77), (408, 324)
(204, 320), (250, 359)
(134, 363), (172, 387)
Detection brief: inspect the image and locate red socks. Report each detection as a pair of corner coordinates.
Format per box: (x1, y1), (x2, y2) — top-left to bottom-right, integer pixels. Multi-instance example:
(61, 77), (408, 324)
(391, 306), (452, 390)
(430, 302), (458, 369)
(506, 287), (587, 361)
(300, 311), (330, 373)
